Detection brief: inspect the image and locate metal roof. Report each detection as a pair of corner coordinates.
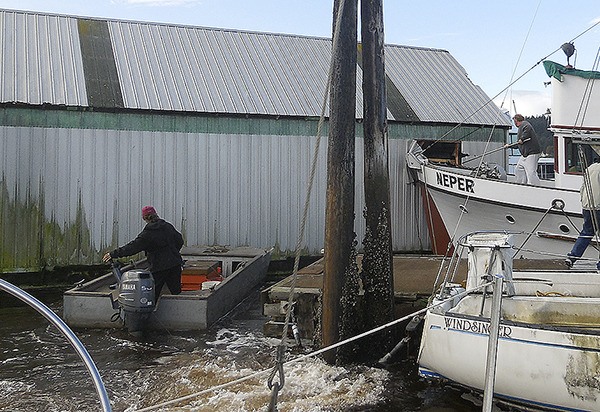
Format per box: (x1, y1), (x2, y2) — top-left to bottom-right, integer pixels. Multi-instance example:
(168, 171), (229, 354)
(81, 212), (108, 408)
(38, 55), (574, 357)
(0, 9), (510, 126)
(0, 10), (88, 106)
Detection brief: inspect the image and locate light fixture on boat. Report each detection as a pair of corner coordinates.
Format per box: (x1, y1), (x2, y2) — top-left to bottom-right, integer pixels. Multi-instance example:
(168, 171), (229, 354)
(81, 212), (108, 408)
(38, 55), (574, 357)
(561, 42), (575, 67)
(459, 204), (469, 213)
(505, 215), (516, 224)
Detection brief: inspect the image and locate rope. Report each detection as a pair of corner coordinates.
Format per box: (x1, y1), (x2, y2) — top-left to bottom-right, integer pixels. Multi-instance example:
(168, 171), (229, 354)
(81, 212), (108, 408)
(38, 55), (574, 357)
(135, 280), (493, 411)
(536, 291), (566, 297)
(265, 0), (348, 408)
(141, 13), (600, 412)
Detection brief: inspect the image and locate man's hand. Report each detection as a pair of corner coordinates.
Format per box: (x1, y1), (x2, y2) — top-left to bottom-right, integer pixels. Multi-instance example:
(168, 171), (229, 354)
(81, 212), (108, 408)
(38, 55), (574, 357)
(102, 252), (112, 263)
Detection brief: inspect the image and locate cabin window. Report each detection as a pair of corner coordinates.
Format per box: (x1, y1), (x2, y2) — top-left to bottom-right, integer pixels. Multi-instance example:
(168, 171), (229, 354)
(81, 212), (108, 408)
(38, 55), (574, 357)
(564, 137), (600, 174)
(417, 140), (463, 165)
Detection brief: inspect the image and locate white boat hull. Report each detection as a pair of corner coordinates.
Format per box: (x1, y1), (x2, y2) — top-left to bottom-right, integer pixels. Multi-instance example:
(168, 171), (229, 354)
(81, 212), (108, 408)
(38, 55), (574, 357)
(419, 309), (600, 411)
(417, 233), (600, 411)
(413, 57), (600, 411)
(419, 163), (588, 259)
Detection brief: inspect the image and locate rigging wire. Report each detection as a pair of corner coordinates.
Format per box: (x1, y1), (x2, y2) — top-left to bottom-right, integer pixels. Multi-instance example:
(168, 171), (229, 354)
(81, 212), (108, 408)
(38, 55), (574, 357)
(426, 11), (600, 276)
(568, 45), (600, 261)
(423, 15), (600, 151)
(430, 0), (571, 290)
(426, 1), (544, 272)
(136, 14), (600, 412)
(498, 0), (543, 112)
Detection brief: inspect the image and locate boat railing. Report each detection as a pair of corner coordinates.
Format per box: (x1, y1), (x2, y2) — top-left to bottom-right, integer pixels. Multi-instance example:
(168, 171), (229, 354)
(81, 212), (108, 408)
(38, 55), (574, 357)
(0, 279), (112, 412)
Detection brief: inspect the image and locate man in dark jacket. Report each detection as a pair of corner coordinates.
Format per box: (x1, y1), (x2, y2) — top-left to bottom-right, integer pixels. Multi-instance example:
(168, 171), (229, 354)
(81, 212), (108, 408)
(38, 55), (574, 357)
(103, 206), (184, 301)
(513, 114), (542, 185)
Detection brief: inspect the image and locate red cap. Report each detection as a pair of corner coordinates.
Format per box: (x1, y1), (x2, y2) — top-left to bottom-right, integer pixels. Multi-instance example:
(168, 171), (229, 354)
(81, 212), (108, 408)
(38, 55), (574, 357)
(142, 206), (157, 218)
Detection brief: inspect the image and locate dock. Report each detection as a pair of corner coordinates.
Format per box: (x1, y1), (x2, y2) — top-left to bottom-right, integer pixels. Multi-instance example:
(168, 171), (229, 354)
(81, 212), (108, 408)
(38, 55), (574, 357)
(261, 255), (564, 340)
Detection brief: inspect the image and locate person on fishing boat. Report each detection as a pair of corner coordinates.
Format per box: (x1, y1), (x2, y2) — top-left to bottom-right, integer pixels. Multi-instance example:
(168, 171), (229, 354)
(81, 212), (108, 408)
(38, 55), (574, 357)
(102, 206), (184, 301)
(511, 114), (542, 185)
(566, 161), (600, 269)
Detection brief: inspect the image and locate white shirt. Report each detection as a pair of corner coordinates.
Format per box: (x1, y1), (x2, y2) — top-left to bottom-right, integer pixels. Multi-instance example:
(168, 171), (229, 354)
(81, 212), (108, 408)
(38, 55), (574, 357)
(580, 162), (600, 209)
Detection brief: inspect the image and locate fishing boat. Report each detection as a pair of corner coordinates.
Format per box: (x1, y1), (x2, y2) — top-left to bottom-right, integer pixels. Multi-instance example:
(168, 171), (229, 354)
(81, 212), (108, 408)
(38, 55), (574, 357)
(415, 48), (600, 410)
(63, 246), (272, 331)
(406, 53), (600, 260)
(417, 230), (600, 411)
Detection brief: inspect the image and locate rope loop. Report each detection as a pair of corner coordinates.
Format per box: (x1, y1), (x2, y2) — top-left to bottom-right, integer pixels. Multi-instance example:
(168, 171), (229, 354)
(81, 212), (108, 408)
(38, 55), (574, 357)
(267, 345), (286, 391)
(267, 382), (280, 412)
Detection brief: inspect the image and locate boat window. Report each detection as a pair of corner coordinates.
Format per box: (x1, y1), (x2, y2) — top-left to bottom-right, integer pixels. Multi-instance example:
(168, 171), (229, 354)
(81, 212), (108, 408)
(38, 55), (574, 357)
(565, 138), (600, 174)
(559, 224), (570, 234)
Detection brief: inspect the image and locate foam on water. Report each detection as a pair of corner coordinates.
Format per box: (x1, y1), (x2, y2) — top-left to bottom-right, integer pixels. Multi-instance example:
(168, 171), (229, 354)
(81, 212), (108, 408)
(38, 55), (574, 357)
(0, 299), (477, 411)
(121, 327), (390, 411)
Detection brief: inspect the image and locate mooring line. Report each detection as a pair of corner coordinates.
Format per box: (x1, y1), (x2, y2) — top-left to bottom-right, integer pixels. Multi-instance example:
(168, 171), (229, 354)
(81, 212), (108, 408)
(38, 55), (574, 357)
(135, 281), (492, 411)
(265, 0), (348, 407)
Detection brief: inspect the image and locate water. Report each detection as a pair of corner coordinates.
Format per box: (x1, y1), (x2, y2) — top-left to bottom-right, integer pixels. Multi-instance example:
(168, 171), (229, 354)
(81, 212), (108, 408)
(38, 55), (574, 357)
(0, 288), (486, 412)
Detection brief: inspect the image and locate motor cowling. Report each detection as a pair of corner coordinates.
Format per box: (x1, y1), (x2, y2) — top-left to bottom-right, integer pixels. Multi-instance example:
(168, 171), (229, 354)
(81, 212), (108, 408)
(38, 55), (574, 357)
(118, 269), (155, 333)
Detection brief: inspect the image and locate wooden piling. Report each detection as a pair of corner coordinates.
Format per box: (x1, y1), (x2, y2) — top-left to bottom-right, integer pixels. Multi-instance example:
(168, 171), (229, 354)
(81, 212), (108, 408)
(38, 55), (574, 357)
(322, 0), (358, 364)
(360, 0), (395, 353)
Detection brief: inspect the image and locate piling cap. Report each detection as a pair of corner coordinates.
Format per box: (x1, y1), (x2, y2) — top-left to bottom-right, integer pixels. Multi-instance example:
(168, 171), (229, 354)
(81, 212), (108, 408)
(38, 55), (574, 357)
(142, 205), (157, 218)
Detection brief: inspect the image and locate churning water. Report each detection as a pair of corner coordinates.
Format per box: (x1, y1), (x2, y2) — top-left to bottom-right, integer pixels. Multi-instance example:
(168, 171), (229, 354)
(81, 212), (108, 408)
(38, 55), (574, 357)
(0, 289), (483, 412)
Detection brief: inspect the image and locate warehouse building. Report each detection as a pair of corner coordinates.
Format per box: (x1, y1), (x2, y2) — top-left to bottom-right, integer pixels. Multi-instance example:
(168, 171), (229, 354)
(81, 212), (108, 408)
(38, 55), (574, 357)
(0, 9), (510, 272)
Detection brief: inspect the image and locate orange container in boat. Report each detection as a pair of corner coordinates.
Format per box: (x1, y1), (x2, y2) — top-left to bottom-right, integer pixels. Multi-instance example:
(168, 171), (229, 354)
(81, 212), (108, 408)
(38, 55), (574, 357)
(181, 261), (222, 291)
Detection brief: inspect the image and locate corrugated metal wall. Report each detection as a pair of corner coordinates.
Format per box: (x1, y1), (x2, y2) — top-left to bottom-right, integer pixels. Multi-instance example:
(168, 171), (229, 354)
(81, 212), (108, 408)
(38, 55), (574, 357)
(0, 10), (88, 105)
(108, 20), (333, 116)
(0, 123), (431, 271)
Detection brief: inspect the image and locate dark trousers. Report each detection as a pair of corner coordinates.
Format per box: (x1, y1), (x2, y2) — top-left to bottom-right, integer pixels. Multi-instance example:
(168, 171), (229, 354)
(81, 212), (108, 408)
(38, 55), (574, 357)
(570, 208), (600, 269)
(152, 265), (182, 301)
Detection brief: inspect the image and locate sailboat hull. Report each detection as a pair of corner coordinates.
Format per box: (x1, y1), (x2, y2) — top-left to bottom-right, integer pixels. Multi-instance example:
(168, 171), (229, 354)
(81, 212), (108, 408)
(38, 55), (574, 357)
(418, 308), (600, 411)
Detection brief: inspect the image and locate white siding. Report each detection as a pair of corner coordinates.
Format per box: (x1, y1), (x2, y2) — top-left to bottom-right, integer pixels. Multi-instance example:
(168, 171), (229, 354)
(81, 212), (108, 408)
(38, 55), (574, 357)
(0, 126), (428, 268)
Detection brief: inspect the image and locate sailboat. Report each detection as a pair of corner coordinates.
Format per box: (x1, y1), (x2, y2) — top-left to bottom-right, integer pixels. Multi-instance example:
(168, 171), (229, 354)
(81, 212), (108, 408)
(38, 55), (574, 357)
(406, 50), (600, 261)
(418, 231), (600, 410)
(415, 46), (600, 410)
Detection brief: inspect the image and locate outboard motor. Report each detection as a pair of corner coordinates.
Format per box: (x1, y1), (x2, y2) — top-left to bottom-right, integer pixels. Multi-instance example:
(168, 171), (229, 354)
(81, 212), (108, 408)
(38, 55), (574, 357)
(111, 262), (155, 334)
